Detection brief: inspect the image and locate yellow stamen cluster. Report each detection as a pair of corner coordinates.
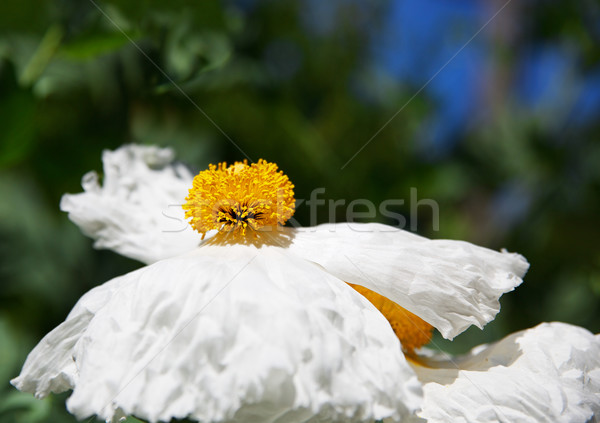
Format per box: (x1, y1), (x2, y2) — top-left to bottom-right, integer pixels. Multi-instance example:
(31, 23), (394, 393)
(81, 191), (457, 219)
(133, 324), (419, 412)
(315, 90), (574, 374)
(183, 159), (295, 237)
(348, 283), (434, 354)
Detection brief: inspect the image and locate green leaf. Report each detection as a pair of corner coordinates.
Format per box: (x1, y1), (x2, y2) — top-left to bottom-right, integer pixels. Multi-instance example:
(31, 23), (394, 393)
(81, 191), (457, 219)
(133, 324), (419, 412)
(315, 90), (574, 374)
(0, 392), (51, 423)
(60, 33), (131, 60)
(0, 90), (36, 168)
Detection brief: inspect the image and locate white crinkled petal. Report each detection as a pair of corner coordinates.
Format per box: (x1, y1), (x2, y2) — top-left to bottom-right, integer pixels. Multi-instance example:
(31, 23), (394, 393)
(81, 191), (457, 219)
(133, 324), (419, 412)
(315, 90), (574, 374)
(60, 144), (203, 264)
(12, 244), (423, 423)
(10, 273), (133, 398)
(287, 223), (529, 339)
(10, 312), (89, 397)
(414, 322), (600, 423)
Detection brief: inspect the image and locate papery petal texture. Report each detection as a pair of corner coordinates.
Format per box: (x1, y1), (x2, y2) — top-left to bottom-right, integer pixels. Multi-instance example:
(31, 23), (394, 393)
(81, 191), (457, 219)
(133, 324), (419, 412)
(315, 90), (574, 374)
(10, 273), (131, 397)
(287, 223), (529, 340)
(414, 322), (600, 423)
(60, 144), (202, 264)
(12, 244), (422, 423)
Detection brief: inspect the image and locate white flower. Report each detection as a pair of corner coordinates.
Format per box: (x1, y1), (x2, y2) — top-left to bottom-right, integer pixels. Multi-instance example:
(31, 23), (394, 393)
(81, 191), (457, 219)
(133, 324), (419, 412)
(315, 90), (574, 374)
(58, 145), (203, 264)
(413, 322), (600, 423)
(11, 145), (599, 423)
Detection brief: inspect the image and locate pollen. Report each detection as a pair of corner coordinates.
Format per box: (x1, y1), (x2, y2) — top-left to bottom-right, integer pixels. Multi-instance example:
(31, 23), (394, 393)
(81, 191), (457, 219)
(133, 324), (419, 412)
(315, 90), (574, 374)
(348, 283), (434, 354)
(183, 159), (295, 237)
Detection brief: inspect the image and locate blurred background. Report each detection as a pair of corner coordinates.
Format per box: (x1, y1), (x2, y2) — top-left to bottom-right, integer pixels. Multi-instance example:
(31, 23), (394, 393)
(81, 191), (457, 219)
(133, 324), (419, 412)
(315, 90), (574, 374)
(1, 0), (599, 421)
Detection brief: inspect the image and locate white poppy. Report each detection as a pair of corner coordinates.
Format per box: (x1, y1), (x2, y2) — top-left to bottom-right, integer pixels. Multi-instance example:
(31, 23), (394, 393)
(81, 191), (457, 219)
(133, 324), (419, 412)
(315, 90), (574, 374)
(412, 322), (600, 423)
(11, 145), (599, 423)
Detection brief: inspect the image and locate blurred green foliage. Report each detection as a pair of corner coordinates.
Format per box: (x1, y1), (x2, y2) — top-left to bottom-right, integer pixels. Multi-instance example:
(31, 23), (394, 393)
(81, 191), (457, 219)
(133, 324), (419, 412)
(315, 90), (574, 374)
(1, 0), (599, 421)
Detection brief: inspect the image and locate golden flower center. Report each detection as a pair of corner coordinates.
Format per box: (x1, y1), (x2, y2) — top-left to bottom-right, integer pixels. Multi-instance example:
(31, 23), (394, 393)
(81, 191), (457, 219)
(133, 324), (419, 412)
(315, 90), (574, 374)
(183, 159), (295, 237)
(348, 283), (434, 354)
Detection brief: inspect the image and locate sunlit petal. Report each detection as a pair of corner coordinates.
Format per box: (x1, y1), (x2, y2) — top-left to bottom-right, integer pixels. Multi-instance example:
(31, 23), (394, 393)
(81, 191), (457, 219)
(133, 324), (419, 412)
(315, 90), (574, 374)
(13, 244), (422, 423)
(288, 223), (529, 340)
(414, 322), (600, 423)
(60, 144), (202, 264)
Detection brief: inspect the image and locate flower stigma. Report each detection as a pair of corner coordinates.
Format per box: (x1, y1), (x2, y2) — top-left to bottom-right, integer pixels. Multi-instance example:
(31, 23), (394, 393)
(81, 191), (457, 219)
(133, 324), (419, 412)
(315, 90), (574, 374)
(183, 159), (295, 238)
